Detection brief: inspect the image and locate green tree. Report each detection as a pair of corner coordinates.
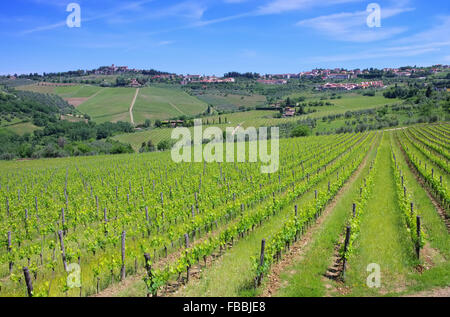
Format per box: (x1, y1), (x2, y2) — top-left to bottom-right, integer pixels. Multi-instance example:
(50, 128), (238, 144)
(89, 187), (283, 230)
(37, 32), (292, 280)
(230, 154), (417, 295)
(157, 140), (172, 151)
(290, 125), (311, 138)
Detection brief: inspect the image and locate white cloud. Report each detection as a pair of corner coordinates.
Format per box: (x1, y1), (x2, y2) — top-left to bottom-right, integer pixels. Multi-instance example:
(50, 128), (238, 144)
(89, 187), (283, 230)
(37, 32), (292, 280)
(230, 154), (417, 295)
(223, 0), (249, 3)
(257, 0), (363, 15)
(308, 41), (450, 63)
(157, 40), (175, 46)
(396, 15), (450, 44)
(296, 5), (414, 42)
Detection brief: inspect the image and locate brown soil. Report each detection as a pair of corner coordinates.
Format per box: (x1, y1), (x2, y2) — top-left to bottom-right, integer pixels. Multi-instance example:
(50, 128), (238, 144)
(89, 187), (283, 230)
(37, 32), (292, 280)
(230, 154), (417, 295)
(324, 234), (345, 281)
(403, 287), (450, 297)
(64, 98), (89, 107)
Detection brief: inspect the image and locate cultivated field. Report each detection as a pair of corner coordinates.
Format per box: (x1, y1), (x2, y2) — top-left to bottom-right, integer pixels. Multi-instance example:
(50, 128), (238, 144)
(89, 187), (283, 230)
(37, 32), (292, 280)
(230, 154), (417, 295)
(112, 92), (419, 151)
(0, 123), (448, 297)
(16, 84), (209, 125)
(77, 87), (137, 123)
(132, 87), (208, 124)
(194, 92), (267, 111)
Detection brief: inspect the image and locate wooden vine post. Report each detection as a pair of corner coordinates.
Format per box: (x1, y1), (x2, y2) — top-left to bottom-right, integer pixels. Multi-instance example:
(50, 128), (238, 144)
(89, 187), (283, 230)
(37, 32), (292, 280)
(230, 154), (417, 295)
(61, 208), (66, 236)
(95, 195), (99, 218)
(184, 233), (189, 249)
(416, 216), (421, 259)
(58, 230), (68, 272)
(7, 231), (13, 273)
(103, 208), (108, 236)
(23, 267), (33, 297)
(342, 226), (351, 279)
(144, 253), (153, 297)
(120, 231), (126, 281)
(256, 239), (266, 287)
(6, 197), (9, 218)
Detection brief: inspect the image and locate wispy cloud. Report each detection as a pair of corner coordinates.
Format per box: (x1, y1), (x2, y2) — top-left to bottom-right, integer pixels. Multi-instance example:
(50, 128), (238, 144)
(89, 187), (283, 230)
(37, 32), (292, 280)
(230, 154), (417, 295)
(306, 12), (450, 63)
(190, 0), (365, 29)
(309, 41), (450, 63)
(396, 15), (450, 44)
(20, 0), (158, 34)
(256, 0), (363, 15)
(296, 5), (414, 42)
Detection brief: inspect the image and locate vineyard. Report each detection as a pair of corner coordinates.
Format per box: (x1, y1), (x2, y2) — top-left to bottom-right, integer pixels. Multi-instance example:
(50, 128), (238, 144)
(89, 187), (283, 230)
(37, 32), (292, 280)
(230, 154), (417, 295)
(0, 123), (449, 297)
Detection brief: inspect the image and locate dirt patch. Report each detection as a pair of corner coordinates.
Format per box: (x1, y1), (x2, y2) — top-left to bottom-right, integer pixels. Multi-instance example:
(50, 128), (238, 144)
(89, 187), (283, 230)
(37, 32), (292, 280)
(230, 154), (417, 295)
(416, 243), (442, 273)
(61, 114), (88, 123)
(64, 98), (89, 107)
(324, 235), (345, 282)
(404, 287), (450, 297)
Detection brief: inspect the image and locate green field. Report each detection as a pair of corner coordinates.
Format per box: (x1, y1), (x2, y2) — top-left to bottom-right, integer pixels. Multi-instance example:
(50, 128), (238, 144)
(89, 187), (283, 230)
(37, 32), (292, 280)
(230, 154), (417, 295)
(54, 85), (104, 98)
(194, 92), (267, 111)
(76, 87), (136, 123)
(132, 87), (208, 124)
(112, 91), (410, 151)
(113, 110), (289, 150)
(0, 121), (41, 135)
(16, 84), (104, 104)
(302, 94), (401, 118)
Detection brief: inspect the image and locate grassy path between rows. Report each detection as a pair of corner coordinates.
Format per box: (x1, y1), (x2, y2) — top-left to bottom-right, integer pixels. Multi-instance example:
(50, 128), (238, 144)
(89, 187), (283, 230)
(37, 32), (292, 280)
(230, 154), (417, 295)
(345, 132), (417, 296)
(272, 134), (380, 297)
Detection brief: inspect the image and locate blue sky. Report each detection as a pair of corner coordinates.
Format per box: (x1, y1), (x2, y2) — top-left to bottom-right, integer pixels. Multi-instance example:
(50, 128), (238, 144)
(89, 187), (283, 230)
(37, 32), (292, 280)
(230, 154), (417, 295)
(1, 0), (449, 75)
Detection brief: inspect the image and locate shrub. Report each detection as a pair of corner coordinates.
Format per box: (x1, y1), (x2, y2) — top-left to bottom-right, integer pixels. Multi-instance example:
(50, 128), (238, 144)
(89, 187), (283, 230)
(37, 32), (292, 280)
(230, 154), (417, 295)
(290, 125), (311, 138)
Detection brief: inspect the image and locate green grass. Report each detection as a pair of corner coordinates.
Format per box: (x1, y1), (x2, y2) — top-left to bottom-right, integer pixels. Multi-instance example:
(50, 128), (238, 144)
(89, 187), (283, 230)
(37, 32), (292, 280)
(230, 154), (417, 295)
(303, 94), (401, 120)
(15, 84), (103, 100)
(15, 84), (56, 94)
(132, 87), (208, 124)
(345, 132), (417, 296)
(0, 120), (41, 135)
(77, 87), (137, 123)
(55, 85), (103, 98)
(2, 122), (41, 135)
(195, 92), (266, 111)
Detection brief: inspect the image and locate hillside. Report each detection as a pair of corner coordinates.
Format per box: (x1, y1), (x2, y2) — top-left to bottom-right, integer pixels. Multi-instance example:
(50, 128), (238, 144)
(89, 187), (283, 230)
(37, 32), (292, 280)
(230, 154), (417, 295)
(113, 89), (448, 151)
(0, 87), (135, 159)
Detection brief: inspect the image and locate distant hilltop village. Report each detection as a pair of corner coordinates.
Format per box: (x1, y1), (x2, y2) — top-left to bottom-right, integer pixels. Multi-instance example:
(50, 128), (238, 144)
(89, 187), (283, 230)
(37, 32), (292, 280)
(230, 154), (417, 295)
(4, 64), (448, 89)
